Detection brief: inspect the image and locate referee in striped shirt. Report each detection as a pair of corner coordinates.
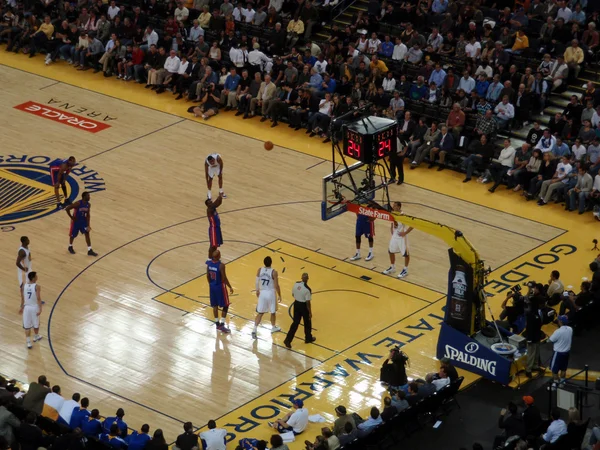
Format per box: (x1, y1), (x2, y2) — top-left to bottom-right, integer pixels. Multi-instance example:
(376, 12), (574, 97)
(283, 273), (316, 349)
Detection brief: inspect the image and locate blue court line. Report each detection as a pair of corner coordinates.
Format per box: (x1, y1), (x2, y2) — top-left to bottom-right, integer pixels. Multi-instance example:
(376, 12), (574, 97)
(46, 200), (321, 425)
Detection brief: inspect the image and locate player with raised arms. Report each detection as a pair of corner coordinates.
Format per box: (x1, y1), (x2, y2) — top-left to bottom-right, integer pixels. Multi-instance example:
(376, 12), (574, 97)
(383, 202), (413, 278)
(19, 271), (43, 349)
(205, 154), (225, 199)
(206, 193), (223, 248)
(349, 213), (375, 261)
(252, 256), (282, 339)
(64, 192), (98, 256)
(206, 249), (233, 333)
(49, 156), (77, 208)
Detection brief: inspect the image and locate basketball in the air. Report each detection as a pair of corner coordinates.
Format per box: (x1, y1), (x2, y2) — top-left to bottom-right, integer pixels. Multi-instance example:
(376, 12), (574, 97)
(264, 141), (274, 151)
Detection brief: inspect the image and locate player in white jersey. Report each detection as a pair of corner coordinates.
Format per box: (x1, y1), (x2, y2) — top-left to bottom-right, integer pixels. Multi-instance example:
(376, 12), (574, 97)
(383, 202), (413, 278)
(205, 154), (226, 199)
(16, 236), (32, 290)
(19, 271), (43, 349)
(252, 256), (282, 339)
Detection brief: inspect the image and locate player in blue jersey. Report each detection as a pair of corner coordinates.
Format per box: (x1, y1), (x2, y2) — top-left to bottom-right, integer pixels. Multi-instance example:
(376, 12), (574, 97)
(349, 213), (375, 261)
(64, 192), (98, 257)
(49, 156), (77, 208)
(206, 193), (223, 247)
(206, 249), (233, 333)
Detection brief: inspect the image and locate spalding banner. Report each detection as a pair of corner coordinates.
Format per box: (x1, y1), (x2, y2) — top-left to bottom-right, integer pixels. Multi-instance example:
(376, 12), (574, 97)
(436, 322), (511, 384)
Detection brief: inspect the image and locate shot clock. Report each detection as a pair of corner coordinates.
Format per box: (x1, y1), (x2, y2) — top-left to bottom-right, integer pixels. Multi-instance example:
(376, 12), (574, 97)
(342, 116), (397, 164)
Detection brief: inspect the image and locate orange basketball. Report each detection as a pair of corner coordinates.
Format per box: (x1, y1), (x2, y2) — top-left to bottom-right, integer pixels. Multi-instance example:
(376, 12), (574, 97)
(264, 141), (274, 151)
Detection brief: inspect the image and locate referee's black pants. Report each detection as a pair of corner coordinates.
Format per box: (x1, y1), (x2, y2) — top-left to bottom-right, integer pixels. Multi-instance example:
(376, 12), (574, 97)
(284, 301), (313, 344)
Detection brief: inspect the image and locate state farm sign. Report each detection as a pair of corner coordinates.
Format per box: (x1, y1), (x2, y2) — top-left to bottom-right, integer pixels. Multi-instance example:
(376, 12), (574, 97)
(14, 101), (111, 133)
(345, 202), (393, 221)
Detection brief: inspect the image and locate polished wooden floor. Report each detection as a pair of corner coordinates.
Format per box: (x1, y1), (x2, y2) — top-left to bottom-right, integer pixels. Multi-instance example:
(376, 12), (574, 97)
(0, 54), (595, 446)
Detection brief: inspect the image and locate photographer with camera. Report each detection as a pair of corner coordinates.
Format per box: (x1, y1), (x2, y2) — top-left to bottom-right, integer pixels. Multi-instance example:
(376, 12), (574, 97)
(499, 284), (527, 332)
(379, 347), (408, 390)
(191, 82), (221, 120)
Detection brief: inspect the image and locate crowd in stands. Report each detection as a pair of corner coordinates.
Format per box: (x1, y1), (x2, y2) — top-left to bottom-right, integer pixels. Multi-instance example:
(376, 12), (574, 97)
(0, 365), (463, 450)
(0, 0), (599, 213)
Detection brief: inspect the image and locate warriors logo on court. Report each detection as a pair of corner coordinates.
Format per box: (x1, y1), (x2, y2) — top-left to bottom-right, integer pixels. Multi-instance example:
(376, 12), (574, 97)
(0, 155), (105, 226)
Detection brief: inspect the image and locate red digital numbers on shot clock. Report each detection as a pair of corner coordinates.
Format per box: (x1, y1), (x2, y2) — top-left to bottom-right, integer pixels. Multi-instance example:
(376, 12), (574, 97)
(378, 139), (391, 157)
(346, 139), (362, 158)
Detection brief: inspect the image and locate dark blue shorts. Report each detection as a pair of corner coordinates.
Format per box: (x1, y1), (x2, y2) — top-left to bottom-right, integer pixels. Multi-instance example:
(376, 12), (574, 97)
(209, 284), (230, 308)
(69, 221), (88, 238)
(551, 351), (570, 374)
(356, 220), (375, 238)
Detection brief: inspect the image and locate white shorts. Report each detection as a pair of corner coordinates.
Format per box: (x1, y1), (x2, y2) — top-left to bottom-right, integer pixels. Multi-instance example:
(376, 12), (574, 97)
(257, 290), (277, 314)
(18, 269), (30, 287)
(389, 237), (409, 256)
(23, 305), (39, 330)
(207, 165), (221, 179)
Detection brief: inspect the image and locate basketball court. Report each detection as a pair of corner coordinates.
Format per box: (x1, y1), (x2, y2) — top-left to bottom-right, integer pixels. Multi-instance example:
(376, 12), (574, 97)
(0, 53), (595, 446)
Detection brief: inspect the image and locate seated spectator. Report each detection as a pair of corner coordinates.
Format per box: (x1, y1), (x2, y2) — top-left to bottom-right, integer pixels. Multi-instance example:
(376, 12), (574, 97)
(542, 408), (567, 445)
(127, 424), (151, 450)
(380, 397), (397, 422)
(446, 103), (465, 139)
(390, 390), (409, 412)
(0, 378), (15, 407)
(507, 143), (532, 188)
(337, 422), (357, 447)
(432, 367), (450, 391)
(547, 55), (569, 92)
(458, 70), (476, 94)
(42, 385), (65, 421)
(200, 420), (227, 450)
(101, 424), (128, 449)
(411, 122), (441, 168)
(406, 382), (421, 406)
(560, 281), (592, 318)
(82, 409), (103, 437)
(174, 422), (198, 450)
(321, 428), (339, 450)
(488, 139), (516, 192)
(192, 83), (221, 120)
(18, 412), (45, 450)
(494, 95), (515, 130)
(566, 165), (593, 213)
(332, 406), (354, 437)
(524, 152), (557, 200)
(429, 125), (455, 171)
(357, 407), (382, 437)
(58, 392), (81, 426)
(439, 358), (459, 382)
(70, 397), (91, 429)
(514, 149), (543, 192)
(103, 408), (128, 438)
(270, 400), (308, 435)
(145, 428), (169, 450)
(495, 402), (525, 449)
(0, 405), (20, 449)
(537, 156), (573, 205)
(463, 135), (495, 182)
(536, 129), (558, 154)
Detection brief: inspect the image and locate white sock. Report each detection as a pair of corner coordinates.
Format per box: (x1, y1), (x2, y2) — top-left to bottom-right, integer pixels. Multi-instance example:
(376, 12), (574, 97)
(253, 326), (257, 332)
(219, 188), (224, 194)
(368, 247), (373, 254)
(389, 264), (395, 270)
(88, 246), (92, 251)
(207, 190), (212, 199)
(355, 250), (360, 256)
(26, 338), (31, 343)
(68, 244), (73, 248)
(403, 266), (408, 271)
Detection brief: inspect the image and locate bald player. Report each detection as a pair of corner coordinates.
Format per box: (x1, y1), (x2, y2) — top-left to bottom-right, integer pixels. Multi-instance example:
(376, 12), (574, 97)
(206, 249), (233, 333)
